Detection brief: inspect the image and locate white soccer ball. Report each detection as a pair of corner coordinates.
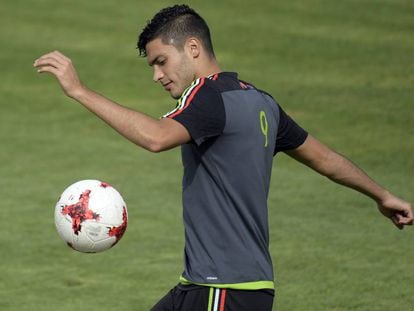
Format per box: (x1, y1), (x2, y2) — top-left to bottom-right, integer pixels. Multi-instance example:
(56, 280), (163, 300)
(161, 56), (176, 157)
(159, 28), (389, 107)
(54, 179), (128, 253)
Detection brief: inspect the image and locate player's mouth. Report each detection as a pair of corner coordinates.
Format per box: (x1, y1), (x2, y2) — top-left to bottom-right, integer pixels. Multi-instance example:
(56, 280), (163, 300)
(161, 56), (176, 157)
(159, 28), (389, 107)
(162, 81), (173, 91)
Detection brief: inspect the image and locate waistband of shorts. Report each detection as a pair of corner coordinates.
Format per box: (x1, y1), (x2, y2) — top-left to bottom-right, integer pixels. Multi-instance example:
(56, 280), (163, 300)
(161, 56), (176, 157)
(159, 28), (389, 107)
(179, 276), (275, 291)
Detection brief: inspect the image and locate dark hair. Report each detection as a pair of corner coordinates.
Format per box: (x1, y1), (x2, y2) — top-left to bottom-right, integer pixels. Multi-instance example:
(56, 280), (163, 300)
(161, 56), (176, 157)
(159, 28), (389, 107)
(137, 5), (215, 58)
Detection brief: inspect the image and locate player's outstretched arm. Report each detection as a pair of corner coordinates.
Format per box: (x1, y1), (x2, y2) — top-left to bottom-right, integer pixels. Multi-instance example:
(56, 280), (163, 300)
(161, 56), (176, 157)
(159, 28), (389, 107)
(33, 51), (190, 152)
(285, 135), (413, 229)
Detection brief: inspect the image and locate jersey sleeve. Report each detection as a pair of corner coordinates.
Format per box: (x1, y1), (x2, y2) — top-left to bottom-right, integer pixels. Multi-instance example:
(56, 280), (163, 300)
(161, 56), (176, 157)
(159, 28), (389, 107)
(274, 105), (308, 154)
(163, 78), (225, 145)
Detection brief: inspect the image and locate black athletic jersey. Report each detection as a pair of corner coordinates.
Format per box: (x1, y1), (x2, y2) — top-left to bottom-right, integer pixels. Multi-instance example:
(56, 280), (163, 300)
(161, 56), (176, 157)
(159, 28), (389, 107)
(163, 72), (308, 289)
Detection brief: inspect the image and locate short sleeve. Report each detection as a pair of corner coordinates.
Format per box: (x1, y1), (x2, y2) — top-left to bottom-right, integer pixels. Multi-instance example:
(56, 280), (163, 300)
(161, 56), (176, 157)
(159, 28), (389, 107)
(274, 105), (308, 154)
(163, 78), (225, 145)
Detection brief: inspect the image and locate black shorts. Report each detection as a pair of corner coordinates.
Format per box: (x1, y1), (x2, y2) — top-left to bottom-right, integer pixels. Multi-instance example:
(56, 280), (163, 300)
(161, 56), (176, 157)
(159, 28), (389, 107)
(150, 283), (274, 311)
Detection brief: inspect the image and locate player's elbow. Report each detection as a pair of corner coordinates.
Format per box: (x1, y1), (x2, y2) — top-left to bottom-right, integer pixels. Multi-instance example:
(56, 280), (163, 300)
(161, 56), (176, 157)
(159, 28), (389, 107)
(142, 135), (174, 153)
(141, 138), (165, 153)
(145, 141), (165, 153)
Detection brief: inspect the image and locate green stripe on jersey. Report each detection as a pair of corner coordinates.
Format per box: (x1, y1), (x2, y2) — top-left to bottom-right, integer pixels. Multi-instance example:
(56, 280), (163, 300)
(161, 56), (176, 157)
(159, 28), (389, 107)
(207, 287), (214, 311)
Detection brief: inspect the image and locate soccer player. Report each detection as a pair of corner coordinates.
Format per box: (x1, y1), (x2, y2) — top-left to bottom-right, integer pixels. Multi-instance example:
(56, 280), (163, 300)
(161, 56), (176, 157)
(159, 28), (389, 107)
(34, 5), (413, 311)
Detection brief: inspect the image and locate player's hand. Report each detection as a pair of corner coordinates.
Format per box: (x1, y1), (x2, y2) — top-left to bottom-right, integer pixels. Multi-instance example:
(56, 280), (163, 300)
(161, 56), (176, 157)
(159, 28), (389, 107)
(377, 193), (413, 230)
(33, 50), (84, 99)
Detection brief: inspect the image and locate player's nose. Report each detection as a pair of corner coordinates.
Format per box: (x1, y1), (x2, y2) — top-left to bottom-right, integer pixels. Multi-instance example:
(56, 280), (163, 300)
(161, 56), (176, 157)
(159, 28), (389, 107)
(153, 65), (164, 83)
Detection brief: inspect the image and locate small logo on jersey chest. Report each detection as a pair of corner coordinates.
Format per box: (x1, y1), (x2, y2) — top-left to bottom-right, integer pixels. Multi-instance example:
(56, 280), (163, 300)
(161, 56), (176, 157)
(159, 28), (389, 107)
(206, 276), (218, 281)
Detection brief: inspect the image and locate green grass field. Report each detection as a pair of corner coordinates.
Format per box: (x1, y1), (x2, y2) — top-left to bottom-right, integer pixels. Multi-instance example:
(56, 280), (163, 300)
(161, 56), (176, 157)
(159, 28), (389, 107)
(1, 0), (413, 310)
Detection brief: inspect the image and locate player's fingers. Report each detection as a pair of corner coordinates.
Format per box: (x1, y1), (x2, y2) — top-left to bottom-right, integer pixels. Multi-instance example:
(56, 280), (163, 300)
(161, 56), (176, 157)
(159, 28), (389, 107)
(34, 51), (59, 62)
(34, 57), (62, 70)
(34, 56), (63, 69)
(52, 50), (71, 62)
(34, 51), (69, 67)
(392, 213), (413, 229)
(398, 215), (413, 226)
(405, 206), (413, 223)
(396, 206), (413, 225)
(391, 215), (404, 230)
(36, 65), (60, 76)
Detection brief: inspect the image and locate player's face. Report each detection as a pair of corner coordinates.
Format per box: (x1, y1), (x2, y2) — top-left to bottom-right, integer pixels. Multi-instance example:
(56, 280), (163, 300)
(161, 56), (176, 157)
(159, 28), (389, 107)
(146, 38), (196, 99)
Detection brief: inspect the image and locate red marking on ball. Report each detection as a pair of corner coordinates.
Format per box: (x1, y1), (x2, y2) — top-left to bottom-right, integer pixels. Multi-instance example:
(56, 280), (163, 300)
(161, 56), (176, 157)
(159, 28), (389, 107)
(108, 206), (128, 246)
(61, 190), (100, 235)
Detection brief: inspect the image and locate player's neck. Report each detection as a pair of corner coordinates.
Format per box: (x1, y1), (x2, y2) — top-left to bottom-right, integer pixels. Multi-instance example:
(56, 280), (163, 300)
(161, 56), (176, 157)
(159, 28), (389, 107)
(195, 58), (221, 79)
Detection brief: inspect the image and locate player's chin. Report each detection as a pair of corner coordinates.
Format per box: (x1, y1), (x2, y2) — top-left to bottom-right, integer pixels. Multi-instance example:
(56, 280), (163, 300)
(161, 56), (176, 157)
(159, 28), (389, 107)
(169, 89), (182, 99)
(166, 83), (185, 99)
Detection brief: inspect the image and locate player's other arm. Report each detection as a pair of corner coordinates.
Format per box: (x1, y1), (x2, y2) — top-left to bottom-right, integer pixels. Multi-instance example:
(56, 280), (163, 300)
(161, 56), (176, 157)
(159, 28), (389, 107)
(285, 134), (413, 229)
(33, 51), (190, 152)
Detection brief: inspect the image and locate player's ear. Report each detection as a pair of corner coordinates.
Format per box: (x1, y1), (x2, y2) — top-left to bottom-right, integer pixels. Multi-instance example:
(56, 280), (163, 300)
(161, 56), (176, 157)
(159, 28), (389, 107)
(186, 38), (201, 58)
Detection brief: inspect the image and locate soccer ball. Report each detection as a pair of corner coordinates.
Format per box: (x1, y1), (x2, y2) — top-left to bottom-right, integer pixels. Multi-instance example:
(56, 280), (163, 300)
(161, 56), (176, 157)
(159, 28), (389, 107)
(54, 179), (128, 253)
